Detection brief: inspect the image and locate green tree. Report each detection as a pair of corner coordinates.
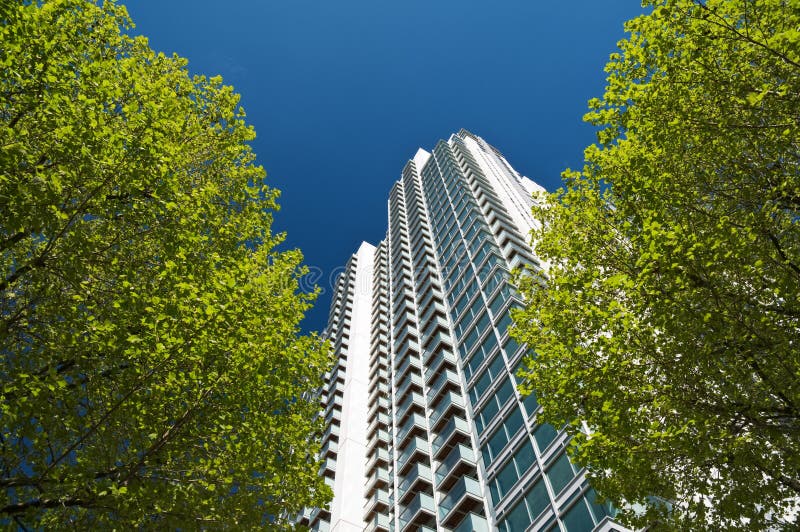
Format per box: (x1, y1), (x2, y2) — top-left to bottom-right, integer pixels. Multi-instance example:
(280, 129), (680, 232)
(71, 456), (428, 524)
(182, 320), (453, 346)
(0, 0), (331, 528)
(512, 0), (799, 529)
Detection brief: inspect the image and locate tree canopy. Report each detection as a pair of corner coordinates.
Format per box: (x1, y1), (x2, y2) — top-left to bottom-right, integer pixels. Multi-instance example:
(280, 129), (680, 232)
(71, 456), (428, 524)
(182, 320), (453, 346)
(0, 0), (331, 528)
(512, 0), (799, 529)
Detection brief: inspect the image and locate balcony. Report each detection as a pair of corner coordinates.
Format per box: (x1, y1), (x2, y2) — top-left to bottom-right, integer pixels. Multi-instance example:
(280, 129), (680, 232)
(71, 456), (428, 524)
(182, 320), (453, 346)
(419, 302), (447, 332)
(396, 391), (425, 425)
(367, 396), (389, 420)
(422, 315), (450, 345)
(366, 412), (390, 439)
(395, 372), (423, 404)
(432, 416), (470, 459)
(397, 435), (430, 473)
(366, 513), (390, 532)
(397, 462), (433, 494)
(435, 443), (477, 489)
(399, 492), (436, 532)
(367, 428), (390, 452)
(438, 476), (484, 528)
(423, 329), (453, 351)
(322, 422), (340, 444)
(453, 512), (489, 532)
(365, 467), (390, 496)
(396, 412), (427, 447)
(424, 349), (458, 382)
(393, 322), (419, 350)
(429, 390), (466, 429)
(368, 382), (389, 404)
(427, 369), (461, 404)
(320, 439), (338, 458)
(365, 447), (390, 472)
(364, 488), (389, 517)
(394, 353), (422, 385)
(394, 339), (421, 366)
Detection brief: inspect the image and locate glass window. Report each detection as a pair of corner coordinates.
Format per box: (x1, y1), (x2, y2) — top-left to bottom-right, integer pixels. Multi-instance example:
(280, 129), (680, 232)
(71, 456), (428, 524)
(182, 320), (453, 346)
(504, 335), (521, 359)
(562, 499), (594, 532)
(533, 423), (558, 452)
(525, 478), (551, 521)
(523, 390), (539, 417)
(514, 440), (536, 473)
(546, 452), (575, 495)
(469, 370), (492, 406)
(495, 377), (514, 406)
(484, 407), (522, 464)
(496, 311), (512, 334)
(494, 459), (519, 501)
(477, 395), (500, 435)
(489, 352), (505, 380)
(586, 488), (615, 522)
(501, 497), (531, 532)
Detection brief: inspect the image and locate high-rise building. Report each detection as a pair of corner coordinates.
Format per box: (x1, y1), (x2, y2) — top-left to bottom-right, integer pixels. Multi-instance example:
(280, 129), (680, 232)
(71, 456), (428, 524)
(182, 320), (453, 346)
(300, 131), (626, 532)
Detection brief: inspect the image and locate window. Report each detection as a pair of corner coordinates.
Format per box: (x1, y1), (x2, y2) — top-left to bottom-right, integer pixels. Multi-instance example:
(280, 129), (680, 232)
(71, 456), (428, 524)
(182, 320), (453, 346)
(533, 423), (558, 453)
(562, 499), (594, 532)
(482, 407), (523, 466)
(489, 439), (536, 503)
(546, 451), (577, 495)
(463, 332), (499, 380)
(498, 477), (551, 532)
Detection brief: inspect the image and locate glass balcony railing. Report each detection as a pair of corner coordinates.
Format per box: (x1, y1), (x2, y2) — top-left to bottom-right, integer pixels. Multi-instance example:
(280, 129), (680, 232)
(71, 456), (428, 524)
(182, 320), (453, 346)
(394, 354), (421, 385)
(432, 416), (469, 455)
(429, 390), (465, 426)
(366, 467), (390, 491)
(366, 512), (391, 532)
(399, 492), (435, 531)
(397, 436), (429, 469)
(398, 461), (432, 496)
(435, 443), (476, 484)
(439, 476), (482, 521)
(424, 330), (453, 353)
(427, 369), (460, 402)
(397, 391), (425, 422)
(365, 447), (390, 472)
(396, 412), (427, 444)
(396, 372), (423, 402)
(394, 340), (421, 368)
(364, 488), (389, 514)
(454, 513), (490, 532)
(422, 315), (449, 343)
(424, 349), (458, 382)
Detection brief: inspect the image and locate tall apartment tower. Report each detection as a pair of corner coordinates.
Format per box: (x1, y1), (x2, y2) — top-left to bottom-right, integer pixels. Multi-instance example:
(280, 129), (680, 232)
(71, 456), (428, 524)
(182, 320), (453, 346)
(302, 131), (624, 532)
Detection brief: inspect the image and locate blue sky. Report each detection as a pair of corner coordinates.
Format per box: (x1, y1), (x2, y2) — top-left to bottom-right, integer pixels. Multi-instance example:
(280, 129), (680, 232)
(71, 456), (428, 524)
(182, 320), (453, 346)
(126, 1), (646, 333)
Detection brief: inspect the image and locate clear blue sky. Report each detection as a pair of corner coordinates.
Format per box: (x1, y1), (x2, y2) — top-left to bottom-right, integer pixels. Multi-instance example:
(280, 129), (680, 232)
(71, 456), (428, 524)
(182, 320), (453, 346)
(126, 1), (646, 333)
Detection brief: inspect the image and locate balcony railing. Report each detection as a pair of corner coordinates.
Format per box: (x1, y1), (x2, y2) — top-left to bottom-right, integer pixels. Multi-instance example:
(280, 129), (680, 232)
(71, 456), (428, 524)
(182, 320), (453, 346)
(396, 391), (425, 424)
(435, 443), (476, 485)
(366, 513), (390, 532)
(432, 416), (470, 457)
(438, 476), (482, 522)
(397, 435), (429, 470)
(429, 390), (465, 427)
(397, 461), (433, 497)
(396, 412), (427, 446)
(395, 372), (423, 403)
(424, 349), (458, 382)
(399, 492), (435, 532)
(454, 512), (490, 532)
(364, 488), (389, 516)
(427, 369), (461, 403)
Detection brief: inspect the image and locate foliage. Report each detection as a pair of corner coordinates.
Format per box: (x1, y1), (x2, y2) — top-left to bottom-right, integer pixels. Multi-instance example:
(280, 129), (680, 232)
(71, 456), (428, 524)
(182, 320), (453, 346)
(512, 0), (800, 529)
(0, 0), (331, 528)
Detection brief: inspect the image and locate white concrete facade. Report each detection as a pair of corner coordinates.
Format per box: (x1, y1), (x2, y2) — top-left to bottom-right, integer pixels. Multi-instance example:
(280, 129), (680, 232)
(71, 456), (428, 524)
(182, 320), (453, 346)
(329, 242), (375, 532)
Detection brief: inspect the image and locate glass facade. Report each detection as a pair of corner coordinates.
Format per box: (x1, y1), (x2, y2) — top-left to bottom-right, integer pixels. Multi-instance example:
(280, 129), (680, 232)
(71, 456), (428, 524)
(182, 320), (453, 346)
(299, 131), (626, 532)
